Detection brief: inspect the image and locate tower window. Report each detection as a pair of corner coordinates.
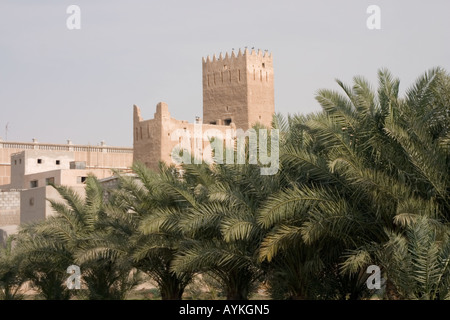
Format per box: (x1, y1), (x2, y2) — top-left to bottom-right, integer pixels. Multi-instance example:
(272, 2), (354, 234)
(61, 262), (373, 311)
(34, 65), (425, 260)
(210, 121), (217, 125)
(46, 177), (55, 185)
(37, 159), (42, 164)
(224, 118), (232, 126)
(56, 160), (60, 165)
(30, 180), (38, 188)
(262, 63), (265, 68)
(238, 69), (241, 82)
(14, 160), (17, 165)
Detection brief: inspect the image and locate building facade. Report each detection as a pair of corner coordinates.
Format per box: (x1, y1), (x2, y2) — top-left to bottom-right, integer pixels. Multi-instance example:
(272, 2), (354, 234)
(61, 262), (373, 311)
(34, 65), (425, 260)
(0, 48), (275, 244)
(0, 139), (133, 187)
(0, 144), (133, 245)
(133, 49), (275, 170)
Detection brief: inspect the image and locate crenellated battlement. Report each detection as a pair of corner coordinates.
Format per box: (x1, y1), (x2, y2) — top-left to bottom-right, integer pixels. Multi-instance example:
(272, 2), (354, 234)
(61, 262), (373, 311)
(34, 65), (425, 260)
(202, 48), (272, 65)
(202, 48), (273, 88)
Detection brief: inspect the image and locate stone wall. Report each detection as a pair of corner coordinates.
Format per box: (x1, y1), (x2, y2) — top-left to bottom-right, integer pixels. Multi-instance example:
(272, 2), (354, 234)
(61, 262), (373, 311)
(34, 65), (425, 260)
(20, 185), (86, 224)
(133, 102), (233, 171)
(202, 50), (249, 130)
(0, 190), (21, 226)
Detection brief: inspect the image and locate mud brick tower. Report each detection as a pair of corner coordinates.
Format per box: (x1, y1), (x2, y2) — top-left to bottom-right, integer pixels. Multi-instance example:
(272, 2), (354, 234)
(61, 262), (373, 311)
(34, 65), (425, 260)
(202, 48), (274, 131)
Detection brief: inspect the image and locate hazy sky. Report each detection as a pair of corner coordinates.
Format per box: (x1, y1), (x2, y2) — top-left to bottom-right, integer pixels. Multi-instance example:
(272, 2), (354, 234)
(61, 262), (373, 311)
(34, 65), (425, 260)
(1, 0), (449, 147)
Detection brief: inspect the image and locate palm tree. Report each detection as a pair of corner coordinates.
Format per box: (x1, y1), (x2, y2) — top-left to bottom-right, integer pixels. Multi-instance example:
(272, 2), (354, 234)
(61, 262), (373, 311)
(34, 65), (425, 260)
(341, 216), (450, 300)
(258, 68), (450, 299)
(17, 175), (138, 300)
(17, 225), (73, 300)
(108, 162), (195, 300)
(0, 236), (25, 300)
(171, 158), (281, 300)
(378, 217), (450, 300)
(12, 67), (447, 301)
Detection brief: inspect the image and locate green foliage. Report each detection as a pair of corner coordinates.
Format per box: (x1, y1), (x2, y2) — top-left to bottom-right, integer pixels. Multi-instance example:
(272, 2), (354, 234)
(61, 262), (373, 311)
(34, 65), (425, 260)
(4, 68), (449, 300)
(15, 175), (138, 300)
(259, 67), (450, 299)
(171, 161), (280, 300)
(379, 217), (450, 300)
(107, 162), (195, 300)
(0, 236), (25, 300)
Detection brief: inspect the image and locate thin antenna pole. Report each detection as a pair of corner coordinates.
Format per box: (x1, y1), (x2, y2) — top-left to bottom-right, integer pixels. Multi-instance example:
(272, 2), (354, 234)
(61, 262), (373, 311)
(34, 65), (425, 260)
(5, 122), (9, 141)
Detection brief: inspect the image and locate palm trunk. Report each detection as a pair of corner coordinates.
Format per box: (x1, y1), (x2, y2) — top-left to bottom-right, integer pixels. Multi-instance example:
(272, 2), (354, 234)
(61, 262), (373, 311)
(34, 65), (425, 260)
(159, 274), (186, 300)
(224, 273), (250, 300)
(385, 279), (401, 300)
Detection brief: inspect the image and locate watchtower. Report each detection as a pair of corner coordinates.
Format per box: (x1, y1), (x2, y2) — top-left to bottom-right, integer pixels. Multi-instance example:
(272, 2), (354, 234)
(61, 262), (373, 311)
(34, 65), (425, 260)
(202, 49), (274, 131)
